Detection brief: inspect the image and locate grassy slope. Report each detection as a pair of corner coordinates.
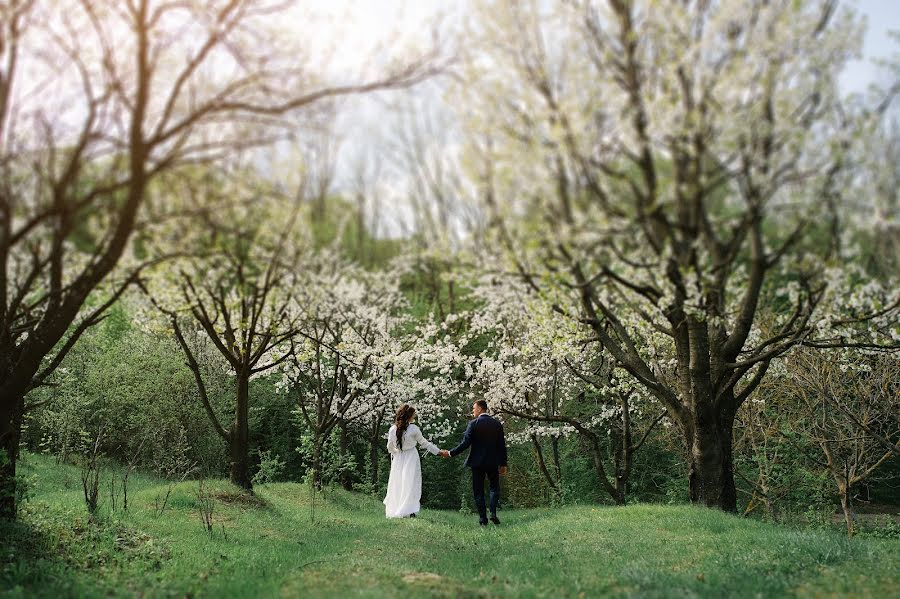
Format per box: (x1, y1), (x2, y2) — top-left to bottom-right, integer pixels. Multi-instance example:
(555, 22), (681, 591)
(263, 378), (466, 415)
(2, 453), (898, 598)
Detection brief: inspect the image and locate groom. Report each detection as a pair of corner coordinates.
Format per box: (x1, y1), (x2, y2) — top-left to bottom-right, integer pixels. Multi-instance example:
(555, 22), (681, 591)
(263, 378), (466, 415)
(441, 400), (508, 526)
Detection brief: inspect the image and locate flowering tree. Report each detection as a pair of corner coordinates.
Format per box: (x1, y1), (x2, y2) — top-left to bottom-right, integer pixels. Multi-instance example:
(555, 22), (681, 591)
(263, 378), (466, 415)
(467, 275), (664, 504)
(279, 254), (404, 488)
(142, 175), (309, 491)
(455, 0), (899, 510)
(354, 316), (471, 489)
(0, 0), (443, 517)
(278, 253), (467, 487)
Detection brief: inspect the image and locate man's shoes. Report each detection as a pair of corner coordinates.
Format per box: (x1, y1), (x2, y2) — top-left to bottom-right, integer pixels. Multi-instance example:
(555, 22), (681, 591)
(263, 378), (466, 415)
(490, 515), (500, 525)
(409, 513), (416, 518)
(479, 520), (488, 526)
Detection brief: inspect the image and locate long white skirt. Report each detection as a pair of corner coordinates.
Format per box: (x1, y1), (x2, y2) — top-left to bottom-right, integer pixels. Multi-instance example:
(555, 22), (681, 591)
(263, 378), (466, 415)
(383, 449), (423, 518)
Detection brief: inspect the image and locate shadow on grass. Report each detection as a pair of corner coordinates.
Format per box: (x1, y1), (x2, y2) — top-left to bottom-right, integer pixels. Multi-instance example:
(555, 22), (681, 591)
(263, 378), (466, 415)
(213, 487), (272, 510)
(2, 502), (175, 598)
(0, 514), (81, 595)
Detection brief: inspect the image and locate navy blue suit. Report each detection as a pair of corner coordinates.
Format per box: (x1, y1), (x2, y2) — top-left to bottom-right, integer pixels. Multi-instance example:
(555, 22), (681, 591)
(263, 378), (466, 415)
(449, 414), (508, 523)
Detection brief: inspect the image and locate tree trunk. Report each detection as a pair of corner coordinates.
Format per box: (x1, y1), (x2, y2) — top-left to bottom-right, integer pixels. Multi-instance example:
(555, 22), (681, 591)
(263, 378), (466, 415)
(368, 411), (385, 488)
(339, 419), (352, 491)
(760, 475), (778, 522)
(0, 396), (22, 519)
(369, 434), (380, 487)
(688, 406), (737, 511)
(839, 485), (855, 537)
(586, 435), (626, 506)
(311, 435), (324, 489)
(531, 435), (560, 496)
(229, 373), (252, 491)
(613, 476), (627, 506)
(550, 436), (561, 481)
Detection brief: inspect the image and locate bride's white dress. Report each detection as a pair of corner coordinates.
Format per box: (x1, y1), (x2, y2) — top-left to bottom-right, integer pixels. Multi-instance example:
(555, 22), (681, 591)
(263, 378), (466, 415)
(383, 424), (439, 518)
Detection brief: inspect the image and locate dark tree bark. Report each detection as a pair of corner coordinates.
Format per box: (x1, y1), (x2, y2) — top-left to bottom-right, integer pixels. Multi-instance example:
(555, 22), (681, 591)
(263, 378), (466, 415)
(531, 434), (560, 497)
(229, 372), (253, 491)
(688, 404), (737, 510)
(367, 408), (387, 487)
(369, 438), (380, 487)
(0, 398), (22, 519)
(338, 419), (353, 491)
(838, 485), (855, 537)
(550, 436), (561, 482)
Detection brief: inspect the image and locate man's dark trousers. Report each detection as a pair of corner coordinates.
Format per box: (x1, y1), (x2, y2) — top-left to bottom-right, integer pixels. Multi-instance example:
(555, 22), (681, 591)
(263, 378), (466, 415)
(472, 466), (500, 523)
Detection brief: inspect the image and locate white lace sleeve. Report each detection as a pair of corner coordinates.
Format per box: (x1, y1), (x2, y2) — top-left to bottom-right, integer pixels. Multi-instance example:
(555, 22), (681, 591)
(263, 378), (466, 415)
(386, 426), (400, 455)
(412, 426), (440, 455)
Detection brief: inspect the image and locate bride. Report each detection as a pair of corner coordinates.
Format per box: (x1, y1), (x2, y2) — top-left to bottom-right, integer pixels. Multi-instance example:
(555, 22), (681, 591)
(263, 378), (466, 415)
(384, 404), (442, 518)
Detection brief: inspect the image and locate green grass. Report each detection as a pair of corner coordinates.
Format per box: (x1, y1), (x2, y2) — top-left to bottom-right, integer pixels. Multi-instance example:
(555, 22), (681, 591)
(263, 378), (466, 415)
(3, 453), (899, 598)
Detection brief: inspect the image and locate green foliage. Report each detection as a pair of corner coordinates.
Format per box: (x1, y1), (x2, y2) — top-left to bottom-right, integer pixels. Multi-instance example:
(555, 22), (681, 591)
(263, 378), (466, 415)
(419, 446), (464, 510)
(23, 311), (231, 476)
(858, 517), (900, 540)
(0, 450), (35, 513)
(251, 450), (286, 486)
(292, 421), (358, 488)
(14, 472), (36, 508)
(250, 379), (302, 481)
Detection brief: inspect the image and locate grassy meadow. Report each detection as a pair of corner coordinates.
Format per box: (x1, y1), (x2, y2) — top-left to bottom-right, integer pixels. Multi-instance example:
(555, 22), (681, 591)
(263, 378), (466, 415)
(2, 453), (898, 598)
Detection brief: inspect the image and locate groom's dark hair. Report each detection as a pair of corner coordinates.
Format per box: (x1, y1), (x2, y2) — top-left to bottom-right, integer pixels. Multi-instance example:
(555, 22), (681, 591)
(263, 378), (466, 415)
(475, 400), (488, 412)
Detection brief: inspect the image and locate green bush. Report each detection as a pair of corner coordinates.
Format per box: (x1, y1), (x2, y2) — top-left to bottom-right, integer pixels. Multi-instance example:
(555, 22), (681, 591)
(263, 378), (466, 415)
(252, 450), (286, 486)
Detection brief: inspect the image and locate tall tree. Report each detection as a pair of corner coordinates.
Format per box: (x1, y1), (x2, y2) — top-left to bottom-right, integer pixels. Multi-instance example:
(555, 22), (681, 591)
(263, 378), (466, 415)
(457, 0), (899, 510)
(144, 175), (309, 491)
(0, 0), (442, 517)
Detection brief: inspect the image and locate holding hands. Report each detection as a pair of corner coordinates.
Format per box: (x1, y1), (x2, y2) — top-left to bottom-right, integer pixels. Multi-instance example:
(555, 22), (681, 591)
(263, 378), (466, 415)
(437, 448), (506, 474)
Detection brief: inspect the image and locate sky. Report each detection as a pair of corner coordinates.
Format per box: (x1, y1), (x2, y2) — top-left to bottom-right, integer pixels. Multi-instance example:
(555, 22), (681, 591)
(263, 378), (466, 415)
(841, 0), (900, 93)
(306, 0), (898, 93)
(301, 0), (900, 234)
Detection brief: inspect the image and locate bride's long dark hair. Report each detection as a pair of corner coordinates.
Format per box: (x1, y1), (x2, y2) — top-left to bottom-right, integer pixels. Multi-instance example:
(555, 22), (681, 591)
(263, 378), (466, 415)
(394, 404), (416, 449)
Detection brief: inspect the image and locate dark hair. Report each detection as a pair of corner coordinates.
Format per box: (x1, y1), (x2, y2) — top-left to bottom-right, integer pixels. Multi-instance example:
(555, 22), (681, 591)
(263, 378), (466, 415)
(394, 404), (416, 449)
(474, 400), (488, 412)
